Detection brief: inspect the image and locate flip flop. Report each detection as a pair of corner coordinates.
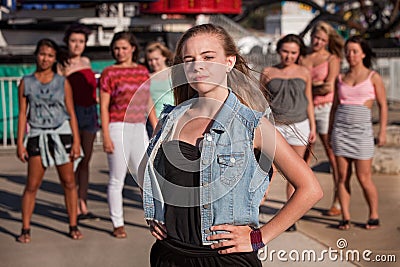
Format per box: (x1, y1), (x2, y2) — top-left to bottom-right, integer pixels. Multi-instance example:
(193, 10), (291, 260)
(69, 225), (83, 240)
(17, 228), (31, 243)
(338, 220), (350, 230)
(366, 218), (380, 230)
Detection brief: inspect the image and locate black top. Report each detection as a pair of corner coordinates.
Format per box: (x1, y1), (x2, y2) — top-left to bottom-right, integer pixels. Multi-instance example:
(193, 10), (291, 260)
(150, 140), (262, 266)
(160, 140), (202, 245)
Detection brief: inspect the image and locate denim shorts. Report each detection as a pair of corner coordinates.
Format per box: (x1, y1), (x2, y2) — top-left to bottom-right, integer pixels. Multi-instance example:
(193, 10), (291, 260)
(75, 105), (99, 134)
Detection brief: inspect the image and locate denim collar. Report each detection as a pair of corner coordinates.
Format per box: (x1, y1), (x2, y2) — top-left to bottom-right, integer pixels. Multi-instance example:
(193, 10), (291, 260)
(165, 88), (238, 134)
(210, 89), (238, 133)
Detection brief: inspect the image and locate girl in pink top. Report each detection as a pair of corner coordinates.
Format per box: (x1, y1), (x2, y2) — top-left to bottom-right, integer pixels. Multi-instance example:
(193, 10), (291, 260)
(329, 36), (387, 230)
(300, 21), (344, 217)
(100, 32), (157, 238)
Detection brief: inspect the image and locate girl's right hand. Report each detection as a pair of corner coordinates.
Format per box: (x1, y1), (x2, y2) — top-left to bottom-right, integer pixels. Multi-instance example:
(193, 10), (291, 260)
(147, 220), (167, 240)
(17, 145), (28, 163)
(103, 136), (114, 154)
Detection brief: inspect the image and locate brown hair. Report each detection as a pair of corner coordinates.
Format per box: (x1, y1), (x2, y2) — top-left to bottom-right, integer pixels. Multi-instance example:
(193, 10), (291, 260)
(345, 35), (375, 68)
(276, 34), (306, 64)
(145, 41), (174, 67)
(35, 38), (59, 72)
(172, 24), (252, 106)
(63, 23), (92, 44)
(311, 21), (344, 58)
(110, 31), (139, 62)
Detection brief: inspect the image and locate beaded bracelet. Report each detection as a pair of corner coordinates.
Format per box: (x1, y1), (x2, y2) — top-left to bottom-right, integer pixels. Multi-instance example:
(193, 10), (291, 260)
(250, 228), (265, 251)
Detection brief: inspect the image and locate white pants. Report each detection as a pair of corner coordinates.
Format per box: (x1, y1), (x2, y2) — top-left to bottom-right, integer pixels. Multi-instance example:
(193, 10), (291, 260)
(107, 122), (149, 228)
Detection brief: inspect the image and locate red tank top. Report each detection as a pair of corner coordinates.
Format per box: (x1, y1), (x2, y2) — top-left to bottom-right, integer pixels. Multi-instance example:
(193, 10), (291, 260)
(67, 68), (97, 107)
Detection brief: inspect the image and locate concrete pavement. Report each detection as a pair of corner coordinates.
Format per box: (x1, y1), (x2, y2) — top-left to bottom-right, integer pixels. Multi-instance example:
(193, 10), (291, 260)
(0, 141), (398, 267)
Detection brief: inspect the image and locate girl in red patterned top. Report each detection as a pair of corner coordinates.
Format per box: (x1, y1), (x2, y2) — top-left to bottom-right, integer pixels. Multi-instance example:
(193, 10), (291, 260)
(100, 31), (157, 238)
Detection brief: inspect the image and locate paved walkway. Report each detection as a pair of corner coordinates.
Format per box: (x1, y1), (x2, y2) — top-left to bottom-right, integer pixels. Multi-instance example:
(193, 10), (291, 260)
(0, 141), (399, 267)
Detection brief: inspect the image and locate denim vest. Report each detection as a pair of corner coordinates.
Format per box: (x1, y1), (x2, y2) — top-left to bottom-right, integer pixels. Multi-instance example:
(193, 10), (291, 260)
(142, 90), (271, 245)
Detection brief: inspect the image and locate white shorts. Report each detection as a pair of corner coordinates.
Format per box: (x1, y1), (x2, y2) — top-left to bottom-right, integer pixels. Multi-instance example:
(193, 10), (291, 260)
(276, 119), (310, 146)
(314, 102), (332, 135)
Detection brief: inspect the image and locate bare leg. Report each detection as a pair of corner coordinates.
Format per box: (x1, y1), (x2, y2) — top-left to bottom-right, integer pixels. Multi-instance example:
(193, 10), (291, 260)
(76, 130), (96, 215)
(320, 133), (341, 214)
(336, 156), (352, 229)
(18, 156), (45, 243)
(354, 159), (379, 227)
(303, 142), (315, 165)
(56, 162), (83, 239)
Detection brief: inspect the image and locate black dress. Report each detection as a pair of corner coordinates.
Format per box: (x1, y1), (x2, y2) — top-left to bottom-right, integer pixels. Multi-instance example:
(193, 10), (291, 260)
(150, 140), (261, 267)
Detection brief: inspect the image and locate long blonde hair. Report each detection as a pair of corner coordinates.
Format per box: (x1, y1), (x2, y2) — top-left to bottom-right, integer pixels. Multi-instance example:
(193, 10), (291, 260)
(311, 21), (344, 58)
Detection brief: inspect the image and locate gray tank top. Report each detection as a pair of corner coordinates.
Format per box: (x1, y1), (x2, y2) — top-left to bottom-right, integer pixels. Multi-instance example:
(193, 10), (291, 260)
(266, 78), (308, 123)
(23, 73), (70, 129)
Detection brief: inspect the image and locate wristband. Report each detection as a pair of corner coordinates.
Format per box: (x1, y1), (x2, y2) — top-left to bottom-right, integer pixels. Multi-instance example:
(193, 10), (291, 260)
(250, 228), (265, 251)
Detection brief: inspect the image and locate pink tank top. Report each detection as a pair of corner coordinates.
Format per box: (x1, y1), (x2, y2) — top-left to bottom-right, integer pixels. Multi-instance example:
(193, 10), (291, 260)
(311, 60), (334, 105)
(337, 71), (376, 105)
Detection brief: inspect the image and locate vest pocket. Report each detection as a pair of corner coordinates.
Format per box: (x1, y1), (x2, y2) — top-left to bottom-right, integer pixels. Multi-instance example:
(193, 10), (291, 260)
(217, 153), (245, 186)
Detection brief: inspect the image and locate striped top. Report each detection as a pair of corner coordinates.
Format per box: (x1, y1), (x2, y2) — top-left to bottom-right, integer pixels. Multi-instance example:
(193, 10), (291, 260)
(311, 60), (334, 105)
(337, 71), (376, 106)
(100, 65), (150, 123)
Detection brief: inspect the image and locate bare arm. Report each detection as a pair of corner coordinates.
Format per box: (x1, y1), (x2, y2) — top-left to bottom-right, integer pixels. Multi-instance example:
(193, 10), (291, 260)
(100, 90), (114, 153)
(209, 118), (323, 253)
(256, 119), (323, 243)
(328, 77), (340, 137)
(313, 56), (340, 96)
(16, 79), (28, 163)
(64, 79), (81, 160)
(304, 69), (316, 143)
(372, 72), (388, 146)
(147, 97), (158, 129)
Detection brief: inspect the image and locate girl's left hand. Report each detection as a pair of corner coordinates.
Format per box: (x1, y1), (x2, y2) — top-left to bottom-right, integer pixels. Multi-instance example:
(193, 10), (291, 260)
(308, 129), (317, 144)
(70, 143), (81, 161)
(207, 224), (253, 254)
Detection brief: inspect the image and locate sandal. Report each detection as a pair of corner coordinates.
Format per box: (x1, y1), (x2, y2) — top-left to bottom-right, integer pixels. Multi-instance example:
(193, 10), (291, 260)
(366, 218), (380, 230)
(326, 206), (342, 216)
(112, 226), (127, 238)
(17, 228), (31, 243)
(338, 220), (350, 230)
(69, 225), (83, 240)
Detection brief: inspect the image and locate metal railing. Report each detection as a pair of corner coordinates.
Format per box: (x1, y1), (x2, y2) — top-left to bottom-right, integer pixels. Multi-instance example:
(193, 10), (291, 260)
(0, 76), (19, 148)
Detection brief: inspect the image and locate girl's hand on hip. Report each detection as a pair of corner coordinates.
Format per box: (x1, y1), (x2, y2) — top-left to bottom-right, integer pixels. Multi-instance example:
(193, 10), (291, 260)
(207, 224), (253, 254)
(147, 220), (167, 240)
